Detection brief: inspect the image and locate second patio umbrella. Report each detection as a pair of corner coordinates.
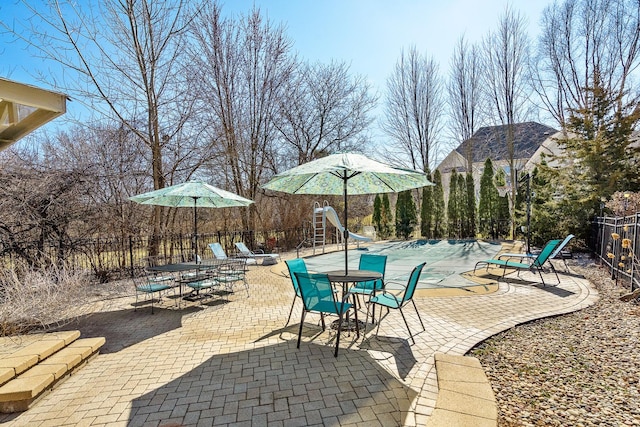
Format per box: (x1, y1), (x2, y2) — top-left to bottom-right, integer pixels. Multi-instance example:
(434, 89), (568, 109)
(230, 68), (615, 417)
(130, 180), (254, 261)
(262, 152), (433, 272)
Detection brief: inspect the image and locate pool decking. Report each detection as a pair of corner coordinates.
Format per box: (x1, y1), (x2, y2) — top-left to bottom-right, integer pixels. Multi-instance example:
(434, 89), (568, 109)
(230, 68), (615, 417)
(0, 242), (597, 426)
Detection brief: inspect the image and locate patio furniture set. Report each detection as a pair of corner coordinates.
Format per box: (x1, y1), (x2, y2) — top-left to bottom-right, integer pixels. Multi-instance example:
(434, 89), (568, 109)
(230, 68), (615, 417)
(133, 243), (260, 313)
(285, 253), (427, 357)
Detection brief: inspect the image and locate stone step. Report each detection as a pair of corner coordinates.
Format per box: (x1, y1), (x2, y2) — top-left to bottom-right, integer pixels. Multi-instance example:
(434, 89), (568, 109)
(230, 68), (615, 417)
(427, 353), (497, 427)
(0, 331), (80, 387)
(0, 335), (105, 413)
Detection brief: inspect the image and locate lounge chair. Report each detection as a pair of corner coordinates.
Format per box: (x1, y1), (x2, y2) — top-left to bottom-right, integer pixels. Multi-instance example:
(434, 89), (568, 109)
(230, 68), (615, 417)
(234, 242), (281, 264)
(209, 242), (255, 265)
(498, 234), (575, 272)
(473, 239), (562, 286)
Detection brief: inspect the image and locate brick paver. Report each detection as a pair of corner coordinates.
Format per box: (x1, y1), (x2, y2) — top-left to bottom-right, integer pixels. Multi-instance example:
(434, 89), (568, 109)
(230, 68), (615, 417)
(0, 248), (597, 426)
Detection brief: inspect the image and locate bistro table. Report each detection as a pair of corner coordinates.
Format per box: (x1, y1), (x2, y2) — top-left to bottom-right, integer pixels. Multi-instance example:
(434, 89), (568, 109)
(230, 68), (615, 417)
(324, 269), (383, 292)
(323, 269), (383, 335)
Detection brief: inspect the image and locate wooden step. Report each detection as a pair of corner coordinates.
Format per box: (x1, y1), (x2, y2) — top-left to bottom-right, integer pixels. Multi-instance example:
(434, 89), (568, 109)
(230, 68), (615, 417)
(0, 335), (105, 413)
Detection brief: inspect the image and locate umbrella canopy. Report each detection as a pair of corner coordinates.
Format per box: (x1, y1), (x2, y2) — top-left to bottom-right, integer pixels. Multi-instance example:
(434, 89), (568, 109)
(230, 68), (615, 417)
(262, 152), (433, 272)
(130, 180), (254, 260)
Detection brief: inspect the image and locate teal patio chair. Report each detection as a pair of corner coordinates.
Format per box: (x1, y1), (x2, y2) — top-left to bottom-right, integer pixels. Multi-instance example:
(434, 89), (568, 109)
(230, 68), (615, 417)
(294, 272), (356, 357)
(216, 258), (250, 297)
(350, 253), (387, 321)
(284, 259), (308, 326)
(473, 239), (562, 286)
(498, 234), (575, 273)
(367, 262), (426, 344)
(134, 274), (176, 314)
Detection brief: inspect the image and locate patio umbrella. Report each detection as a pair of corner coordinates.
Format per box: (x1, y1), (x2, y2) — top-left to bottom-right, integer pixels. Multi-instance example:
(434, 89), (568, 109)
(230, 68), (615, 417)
(262, 152), (433, 272)
(129, 180), (254, 261)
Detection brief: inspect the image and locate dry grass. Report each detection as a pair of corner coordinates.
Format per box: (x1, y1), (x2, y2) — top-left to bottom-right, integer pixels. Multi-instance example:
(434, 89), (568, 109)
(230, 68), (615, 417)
(0, 263), (93, 336)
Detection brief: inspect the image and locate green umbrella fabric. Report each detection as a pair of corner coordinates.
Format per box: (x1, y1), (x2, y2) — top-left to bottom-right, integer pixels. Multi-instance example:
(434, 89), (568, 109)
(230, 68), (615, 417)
(130, 180), (253, 261)
(262, 152), (433, 272)
(129, 180), (254, 208)
(262, 153), (432, 195)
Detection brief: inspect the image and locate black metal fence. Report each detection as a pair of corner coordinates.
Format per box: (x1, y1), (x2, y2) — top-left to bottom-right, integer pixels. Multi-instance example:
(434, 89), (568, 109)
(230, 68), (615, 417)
(592, 214), (640, 291)
(0, 226), (310, 282)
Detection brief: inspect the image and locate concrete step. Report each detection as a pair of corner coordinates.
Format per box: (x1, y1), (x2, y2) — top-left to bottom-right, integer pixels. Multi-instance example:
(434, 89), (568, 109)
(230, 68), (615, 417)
(427, 353), (497, 427)
(0, 333), (105, 413)
(0, 331), (80, 387)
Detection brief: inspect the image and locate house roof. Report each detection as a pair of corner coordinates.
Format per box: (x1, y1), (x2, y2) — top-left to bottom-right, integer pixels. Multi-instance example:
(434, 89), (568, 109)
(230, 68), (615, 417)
(0, 78), (68, 151)
(455, 122), (558, 163)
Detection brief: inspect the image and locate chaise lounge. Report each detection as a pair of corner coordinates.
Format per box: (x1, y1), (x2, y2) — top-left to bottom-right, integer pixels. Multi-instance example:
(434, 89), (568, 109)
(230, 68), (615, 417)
(473, 239), (562, 286)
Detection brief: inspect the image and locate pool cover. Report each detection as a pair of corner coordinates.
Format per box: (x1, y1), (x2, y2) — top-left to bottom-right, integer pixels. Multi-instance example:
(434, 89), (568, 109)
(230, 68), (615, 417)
(304, 239), (502, 290)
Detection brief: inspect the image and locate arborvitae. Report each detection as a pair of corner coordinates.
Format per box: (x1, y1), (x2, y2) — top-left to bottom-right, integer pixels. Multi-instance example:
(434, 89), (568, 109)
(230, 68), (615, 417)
(420, 169), (434, 238)
(373, 194), (382, 237)
(465, 172), (476, 238)
(456, 172), (467, 237)
(478, 158), (499, 238)
(494, 167), (511, 238)
(447, 169), (459, 238)
(381, 193), (393, 238)
(395, 190), (417, 239)
(432, 169), (446, 238)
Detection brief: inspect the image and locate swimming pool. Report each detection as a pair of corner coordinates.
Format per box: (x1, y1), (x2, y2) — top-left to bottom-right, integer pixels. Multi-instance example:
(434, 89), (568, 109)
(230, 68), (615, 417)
(304, 239), (502, 289)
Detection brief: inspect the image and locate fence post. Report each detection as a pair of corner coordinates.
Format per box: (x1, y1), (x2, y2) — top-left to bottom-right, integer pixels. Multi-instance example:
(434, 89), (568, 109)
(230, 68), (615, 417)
(129, 235), (135, 278)
(633, 214), (639, 291)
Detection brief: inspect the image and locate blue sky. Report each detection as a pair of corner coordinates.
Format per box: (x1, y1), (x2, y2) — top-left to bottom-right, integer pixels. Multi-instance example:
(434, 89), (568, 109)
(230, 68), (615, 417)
(221, 0), (549, 94)
(1, 0), (551, 148)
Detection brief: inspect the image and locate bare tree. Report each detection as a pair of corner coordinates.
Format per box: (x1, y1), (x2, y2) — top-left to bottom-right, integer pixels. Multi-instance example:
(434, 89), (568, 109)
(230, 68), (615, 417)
(448, 36), (483, 170)
(1, 0), (196, 255)
(482, 6), (531, 238)
(276, 60), (377, 166)
(0, 146), (93, 267)
(43, 124), (149, 237)
(188, 3), (295, 230)
(531, 0), (640, 127)
(382, 47), (444, 172)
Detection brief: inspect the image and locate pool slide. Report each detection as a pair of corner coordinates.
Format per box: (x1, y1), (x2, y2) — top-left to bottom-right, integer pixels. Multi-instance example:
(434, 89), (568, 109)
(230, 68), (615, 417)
(317, 205), (371, 242)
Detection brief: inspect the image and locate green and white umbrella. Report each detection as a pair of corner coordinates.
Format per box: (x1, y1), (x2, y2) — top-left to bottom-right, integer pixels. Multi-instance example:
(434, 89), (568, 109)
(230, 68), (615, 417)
(262, 152), (433, 272)
(130, 180), (254, 260)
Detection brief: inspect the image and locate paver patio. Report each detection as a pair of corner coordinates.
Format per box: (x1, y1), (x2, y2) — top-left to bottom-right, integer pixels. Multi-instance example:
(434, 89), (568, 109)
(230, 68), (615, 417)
(0, 244), (597, 426)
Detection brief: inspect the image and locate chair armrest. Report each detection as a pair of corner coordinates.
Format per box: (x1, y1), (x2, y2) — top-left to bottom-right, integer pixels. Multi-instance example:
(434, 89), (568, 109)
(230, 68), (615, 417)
(375, 289), (403, 305)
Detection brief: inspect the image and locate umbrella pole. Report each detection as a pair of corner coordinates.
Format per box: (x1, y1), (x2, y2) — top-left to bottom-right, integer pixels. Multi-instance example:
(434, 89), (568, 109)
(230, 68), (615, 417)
(193, 197), (198, 263)
(343, 176), (349, 273)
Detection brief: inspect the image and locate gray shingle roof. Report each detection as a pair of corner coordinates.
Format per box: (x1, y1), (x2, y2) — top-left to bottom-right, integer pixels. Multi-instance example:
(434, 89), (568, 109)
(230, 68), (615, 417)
(455, 122), (558, 163)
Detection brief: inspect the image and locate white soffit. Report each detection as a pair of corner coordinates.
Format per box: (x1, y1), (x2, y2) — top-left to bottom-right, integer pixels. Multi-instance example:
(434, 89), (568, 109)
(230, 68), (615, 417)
(0, 78), (67, 151)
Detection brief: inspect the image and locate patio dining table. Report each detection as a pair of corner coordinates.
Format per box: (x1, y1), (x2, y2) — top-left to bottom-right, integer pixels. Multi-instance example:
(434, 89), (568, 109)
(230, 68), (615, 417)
(322, 269), (383, 335)
(146, 261), (218, 301)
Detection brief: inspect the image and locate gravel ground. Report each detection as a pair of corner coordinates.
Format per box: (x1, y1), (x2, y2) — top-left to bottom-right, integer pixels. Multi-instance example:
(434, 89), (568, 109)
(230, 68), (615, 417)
(471, 256), (640, 427)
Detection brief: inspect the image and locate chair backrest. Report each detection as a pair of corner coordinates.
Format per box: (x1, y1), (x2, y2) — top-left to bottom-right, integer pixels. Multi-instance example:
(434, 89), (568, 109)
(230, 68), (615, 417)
(209, 243), (227, 260)
(532, 239), (562, 267)
(402, 262), (427, 303)
(235, 242), (252, 256)
(550, 234), (574, 259)
(359, 253), (387, 276)
(285, 259), (308, 297)
(294, 272), (337, 312)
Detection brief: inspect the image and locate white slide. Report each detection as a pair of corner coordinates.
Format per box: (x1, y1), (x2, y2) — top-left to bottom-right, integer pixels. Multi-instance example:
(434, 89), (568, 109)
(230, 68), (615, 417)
(317, 206), (372, 242)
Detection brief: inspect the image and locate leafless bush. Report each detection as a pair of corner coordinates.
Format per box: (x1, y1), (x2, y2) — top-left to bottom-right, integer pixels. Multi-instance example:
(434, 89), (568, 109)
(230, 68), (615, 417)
(0, 263), (92, 336)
